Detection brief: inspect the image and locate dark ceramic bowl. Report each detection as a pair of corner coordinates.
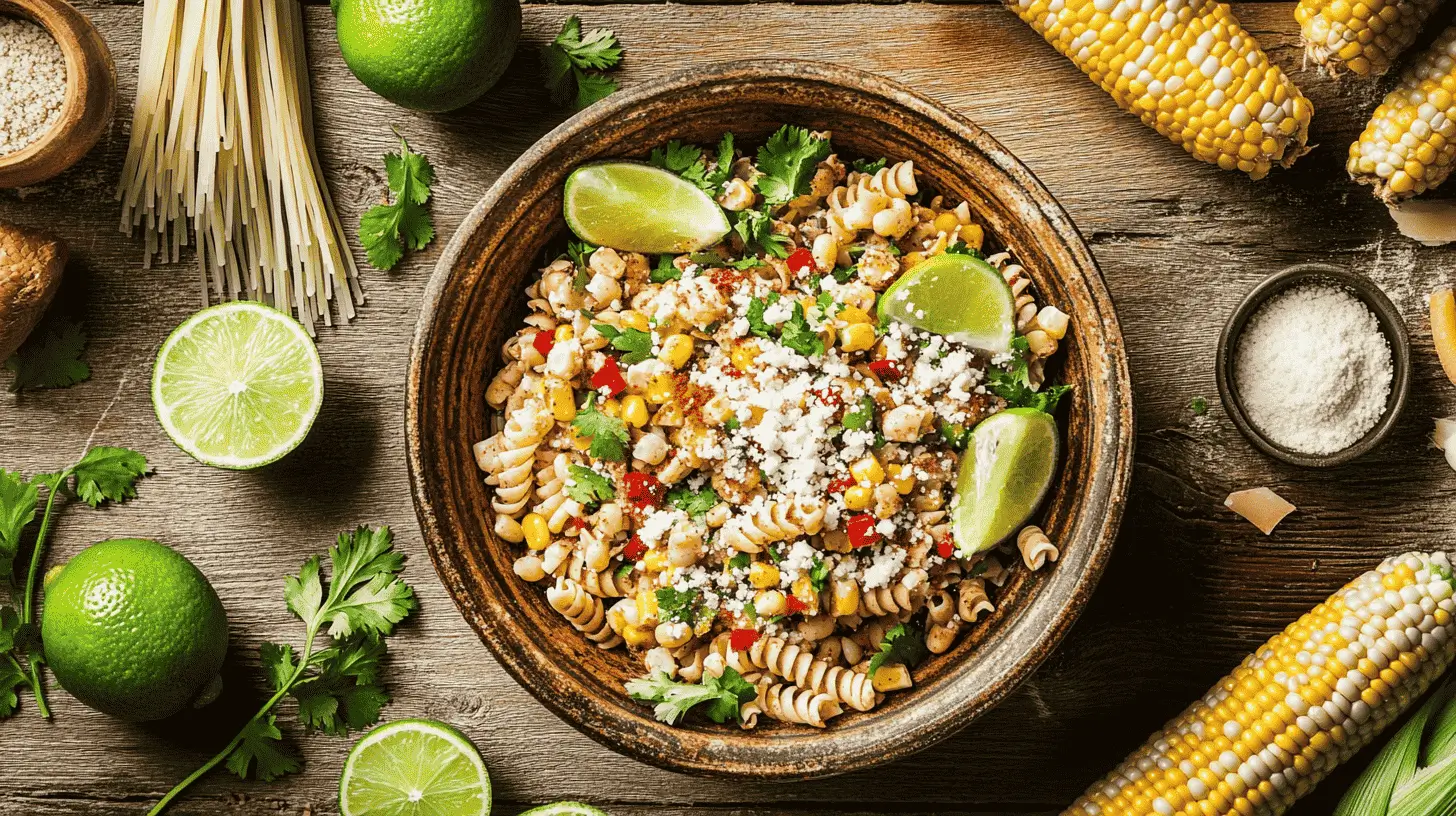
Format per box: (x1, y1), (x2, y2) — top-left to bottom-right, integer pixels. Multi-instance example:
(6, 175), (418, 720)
(406, 60), (1135, 778)
(1216, 263), (1411, 468)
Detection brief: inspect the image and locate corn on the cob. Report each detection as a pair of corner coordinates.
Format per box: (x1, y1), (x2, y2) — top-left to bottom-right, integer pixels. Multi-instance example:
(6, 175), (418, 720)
(1006, 0), (1313, 179)
(1066, 551), (1456, 816)
(1349, 26), (1456, 201)
(1296, 0), (1440, 77)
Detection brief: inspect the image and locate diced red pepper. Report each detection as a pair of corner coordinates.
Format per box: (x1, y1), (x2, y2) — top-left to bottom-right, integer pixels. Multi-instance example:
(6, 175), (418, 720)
(787, 247), (814, 275)
(623, 535), (647, 562)
(847, 514), (882, 549)
(590, 357), (627, 397)
(810, 386), (844, 410)
(566, 517), (587, 532)
(532, 329), (555, 358)
(825, 475), (856, 494)
(868, 359), (902, 380)
(785, 595), (808, 614)
(936, 536), (954, 559)
(730, 628), (761, 651)
(624, 472), (665, 508)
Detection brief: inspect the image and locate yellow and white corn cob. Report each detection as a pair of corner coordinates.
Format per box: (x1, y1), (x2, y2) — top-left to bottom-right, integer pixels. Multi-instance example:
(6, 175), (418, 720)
(1348, 26), (1456, 201)
(1006, 0), (1313, 179)
(1066, 551), (1456, 816)
(1296, 0), (1441, 77)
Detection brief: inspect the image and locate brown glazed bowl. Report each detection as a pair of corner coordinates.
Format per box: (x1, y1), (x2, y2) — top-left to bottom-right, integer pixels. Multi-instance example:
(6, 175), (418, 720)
(407, 60), (1134, 779)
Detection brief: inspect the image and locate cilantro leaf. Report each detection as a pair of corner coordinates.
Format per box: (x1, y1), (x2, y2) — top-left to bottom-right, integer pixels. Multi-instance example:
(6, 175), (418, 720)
(0, 471), (38, 578)
(842, 396), (875, 431)
(755, 125), (832, 205)
(1190, 396), (1209, 416)
(571, 394), (630, 461)
(666, 485), (718, 519)
(655, 587), (702, 626)
(625, 666), (757, 725)
(358, 136), (435, 271)
(727, 552), (751, 570)
(704, 132), (736, 191)
(260, 641), (298, 693)
(593, 323), (653, 364)
(650, 255), (681, 283)
(986, 338), (1072, 413)
(868, 623), (929, 678)
(290, 636), (390, 736)
(779, 302), (824, 358)
(746, 294), (778, 339)
(808, 556), (830, 592)
(945, 240), (982, 258)
(649, 140), (711, 193)
(69, 446), (148, 508)
(566, 464), (616, 506)
(0, 655), (28, 718)
(851, 157), (887, 174)
(615, 563), (634, 581)
(320, 526), (417, 639)
(542, 16), (624, 110)
(730, 208), (791, 259)
(224, 715), (300, 782)
(4, 317), (89, 392)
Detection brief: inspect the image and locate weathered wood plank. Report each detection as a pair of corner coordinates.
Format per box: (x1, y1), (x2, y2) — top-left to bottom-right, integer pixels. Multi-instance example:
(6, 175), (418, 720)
(2, 2), (1453, 814)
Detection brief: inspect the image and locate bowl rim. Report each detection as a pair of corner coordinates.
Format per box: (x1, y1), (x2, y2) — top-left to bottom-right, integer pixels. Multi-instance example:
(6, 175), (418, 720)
(1215, 262), (1412, 468)
(406, 58), (1135, 778)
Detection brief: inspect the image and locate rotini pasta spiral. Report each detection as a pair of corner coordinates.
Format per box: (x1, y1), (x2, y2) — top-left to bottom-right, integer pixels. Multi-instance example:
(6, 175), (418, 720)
(755, 681), (843, 728)
(566, 553), (636, 597)
(857, 582), (921, 618)
(478, 400), (552, 517)
(1017, 525), (1059, 570)
(719, 497), (826, 553)
(957, 578), (995, 623)
(858, 160), (918, 199)
(547, 578), (622, 648)
(734, 636), (878, 712)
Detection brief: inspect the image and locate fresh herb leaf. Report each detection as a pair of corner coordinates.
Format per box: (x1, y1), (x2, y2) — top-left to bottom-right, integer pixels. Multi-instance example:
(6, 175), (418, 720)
(832, 265), (856, 284)
(224, 715), (300, 782)
(69, 446), (148, 508)
(542, 16), (624, 110)
(0, 653), (25, 718)
(851, 157), (888, 174)
(1190, 396), (1208, 416)
(4, 317), (89, 392)
(0, 471), (38, 579)
(730, 208), (791, 259)
(289, 637), (392, 736)
(745, 294), (778, 339)
(615, 563), (634, 581)
(842, 396), (875, 431)
(937, 419), (969, 451)
(655, 587), (702, 626)
(755, 125), (832, 205)
(649, 140), (703, 175)
(593, 323), (653, 364)
(704, 132), (736, 191)
(667, 485), (719, 519)
(808, 557), (830, 592)
(625, 666), (757, 725)
(358, 136), (435, 272)
(565, 240), (597, 291)
(566, 465), (616, 506)
(723, 417), (741, 431)
(571, 394), (630, 461)
(779, 302), (824, 358)
(727, 552), (751, 570)
(944, 240), (982, 258)
(650, 254), (682, 283)
(986, 337), (1072, 413)
(867, 623), (929, 677)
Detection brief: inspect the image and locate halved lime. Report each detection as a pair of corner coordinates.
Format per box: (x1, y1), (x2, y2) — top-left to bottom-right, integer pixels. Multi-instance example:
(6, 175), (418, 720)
(564, 161), (731, 253)
(519, 804), (609, 816)
(877, 253), (1016, 353)
(340, 719), (492, 816)
(151, 302), (323, 470)
(953, 408), (1059, 556)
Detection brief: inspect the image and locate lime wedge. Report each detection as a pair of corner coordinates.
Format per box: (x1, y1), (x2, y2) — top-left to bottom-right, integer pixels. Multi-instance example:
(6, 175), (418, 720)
(564, 161), (731, 253)
(953, 407), (1059, 556)
(150, 302), (323, 470)
(877, 253), (1016, 353)
(340, 719), (492, 816)
(519, 804), (610, 816)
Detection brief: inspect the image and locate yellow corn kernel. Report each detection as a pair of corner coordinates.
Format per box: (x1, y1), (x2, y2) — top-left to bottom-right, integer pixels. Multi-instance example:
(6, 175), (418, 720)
(744, 405), (767, 427)
(755, 589), (787, 617)
(839, 323), (876, 353)
(887, 463), (915, 494)
(554, 325), (574, 342)
(838, 305), (873, 325)
(522, 513), (550, 551)
(791, 575), (815, 602)
(623, 625), (654, 648)
(646, 374), (675, 404)
(620, 310), (650, 332)
(959, 223), (984, 249)
(621, 395), (649, 427)
(642, 550), (668, 572)
(570, 426), (593, 450)
(851, 456), (885, 486)
(636, 589), (659, 622)
(749, 562), (781, 589)
(902, 251), (927, 268)
(843, 485), (873, 511)
(933, 212), (962, 234)
(693, 617), (714, 637)
(659, 334), (694, 369)
(831, 580), (860, 617)
(600, 398), (622, 419)
(731, 342), (760, 371)
(548, 382), (576, 422)
(872, 663), (913, 692)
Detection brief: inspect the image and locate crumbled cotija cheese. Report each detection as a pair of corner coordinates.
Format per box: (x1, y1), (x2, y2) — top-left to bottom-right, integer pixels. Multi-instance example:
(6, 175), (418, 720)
(1234, 283), (1393, 455)
(0, 17), (66, 156)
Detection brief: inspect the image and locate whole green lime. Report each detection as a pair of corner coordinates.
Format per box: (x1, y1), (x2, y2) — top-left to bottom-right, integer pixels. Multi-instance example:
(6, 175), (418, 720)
(333, 0), (521, 113)
(42, 539), (228, 722)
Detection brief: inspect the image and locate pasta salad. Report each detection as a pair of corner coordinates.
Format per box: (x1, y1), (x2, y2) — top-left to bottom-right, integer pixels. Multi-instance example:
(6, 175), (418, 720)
(474, 126), (1071, 730)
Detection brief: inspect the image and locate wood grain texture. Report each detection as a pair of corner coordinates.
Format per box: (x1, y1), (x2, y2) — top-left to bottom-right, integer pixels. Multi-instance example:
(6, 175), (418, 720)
(1, 1), (1452, 814)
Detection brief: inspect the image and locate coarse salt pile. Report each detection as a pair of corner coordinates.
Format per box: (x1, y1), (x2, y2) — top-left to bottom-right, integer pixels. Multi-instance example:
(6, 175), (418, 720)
(0, 17), (67, 156)
(1234, 282), (1393, 455)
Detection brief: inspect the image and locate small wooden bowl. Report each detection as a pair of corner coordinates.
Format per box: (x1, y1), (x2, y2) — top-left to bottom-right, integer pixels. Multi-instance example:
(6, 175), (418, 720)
(0, 0), (115, 188)
(407, 60), (1135, 778)
(1216, 263), (1412, 468)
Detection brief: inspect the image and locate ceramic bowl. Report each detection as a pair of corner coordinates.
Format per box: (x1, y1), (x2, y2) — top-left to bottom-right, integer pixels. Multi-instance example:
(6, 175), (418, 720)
(407, 60), (1134, 778)
(1216, 263), (1411, 468)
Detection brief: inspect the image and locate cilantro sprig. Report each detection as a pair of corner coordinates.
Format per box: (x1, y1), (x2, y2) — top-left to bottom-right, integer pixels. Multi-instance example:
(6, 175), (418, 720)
(650, 254), (681, 283)
(542, 16), (624, 110)
(808, 556), (830, 592)
(4, 316), (89, 392)
(0, 445), (148, 721)
(730, 207), (791, 259)
(867, 623), (929, 678)
(667, 485), (719, 519)
(626, 666), (758, 724)
(571, 393), (630, 461)
(987, 336), (1072, 413)
(655, 587), (703, 626)
(566, 465), (616, 508)
(148, 526), (416, 814)
(358, 136), (435, 271)
(755, 125), (832, 205)
(648, 133), (736, 195)
(779, 302), (824, 357)
(593, 323), (653, 364)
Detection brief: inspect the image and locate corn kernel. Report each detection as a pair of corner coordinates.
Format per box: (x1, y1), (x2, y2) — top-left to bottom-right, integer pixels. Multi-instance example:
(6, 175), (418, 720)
(621, 310), (650, 332)
(646, 374), (675, 404)
(621, 395), (649, 427)
(887, 463), (915, 494)
(792, 575), (815, 602)
(872, 663), (913, 692)
(731, 342), (760, 371)
(601, 398), (622, 418)
(623, 625), (654, 648)
(570, 427), (592, 450)
(659, 334), (694, 369)
(523, 513), (550, 551)
(756, 590), (786, 616)
(959, 223), (984, 249)
(851, 456), (885, 486)
(636, 589), (658, 623)
(838, 306), (872, 325)
(832, 580), (860, 616)
(554, 325), (574, 342)
(933, 212), (962, 234)
(642, 550), (668, 572)
(749, 562), (781, 589)
(843, 485), (873, 510)
(549, 382), (576, 422)
(839, 323), (876, 352)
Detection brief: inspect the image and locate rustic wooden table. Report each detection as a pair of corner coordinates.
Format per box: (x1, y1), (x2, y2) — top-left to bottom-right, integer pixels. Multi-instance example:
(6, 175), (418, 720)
(2, 0), (1450, 813)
